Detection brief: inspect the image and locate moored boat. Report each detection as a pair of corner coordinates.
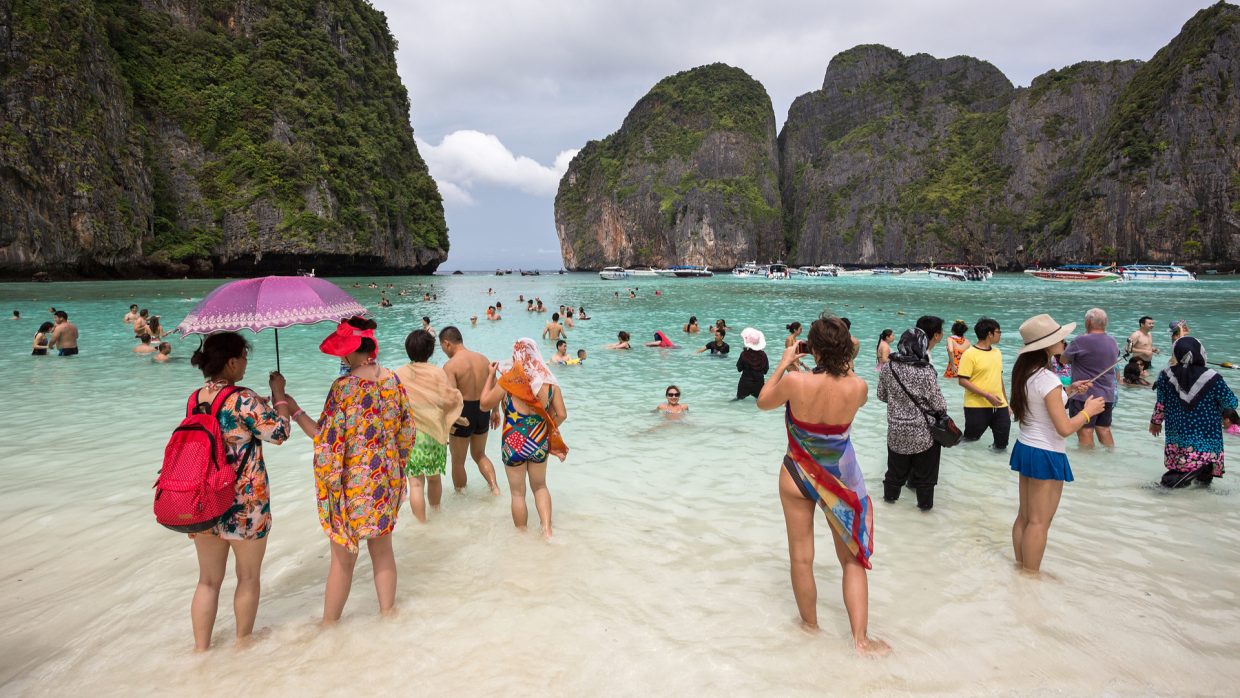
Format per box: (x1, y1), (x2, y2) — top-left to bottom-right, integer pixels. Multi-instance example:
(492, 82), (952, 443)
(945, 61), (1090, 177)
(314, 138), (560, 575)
(731, 261), (761, 278)
(599, 266), (629, 280)
(626, 266), (663, 277)
(1115, 264), (1196, 282)
(670, 265), (713, 278)
(766, 263), (789, 280)
(872, 267), (909, 276)
(931, 264), (992, 281)
(1023, 265), (1119, 282)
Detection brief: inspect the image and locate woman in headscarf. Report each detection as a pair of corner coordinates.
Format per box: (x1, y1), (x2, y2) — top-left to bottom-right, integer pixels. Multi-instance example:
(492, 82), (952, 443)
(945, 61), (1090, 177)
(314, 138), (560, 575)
(312, 316), (415, 622)
(480, 338), (568, 538)
(1149, 337), (1238, 487)
(876, 316), (947, 510)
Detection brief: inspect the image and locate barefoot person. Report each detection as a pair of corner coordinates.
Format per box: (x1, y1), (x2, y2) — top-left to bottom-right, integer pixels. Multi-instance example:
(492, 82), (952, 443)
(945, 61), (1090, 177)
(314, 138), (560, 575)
(184, 332), (292, 651)
(47, 310), (79, 356)
(480, 339), (568, 538)
(1009, 314), (1103, 573)
(312, 317), (415, 622)
(877, 316), (947, 510)
(542, 313), (567, 342)
(756, 315), (888, 655)
(394, 330), (464, 523)
(440, 326), (502, 494)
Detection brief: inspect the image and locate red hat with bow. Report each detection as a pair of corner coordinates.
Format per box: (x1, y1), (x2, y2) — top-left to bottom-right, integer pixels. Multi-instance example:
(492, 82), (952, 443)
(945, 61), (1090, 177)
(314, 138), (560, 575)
(319, 319), (377, 358)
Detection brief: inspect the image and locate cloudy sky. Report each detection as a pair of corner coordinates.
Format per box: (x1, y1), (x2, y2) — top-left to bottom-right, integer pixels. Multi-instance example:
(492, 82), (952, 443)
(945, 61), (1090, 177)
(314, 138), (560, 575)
(369, 0), (1211, 270)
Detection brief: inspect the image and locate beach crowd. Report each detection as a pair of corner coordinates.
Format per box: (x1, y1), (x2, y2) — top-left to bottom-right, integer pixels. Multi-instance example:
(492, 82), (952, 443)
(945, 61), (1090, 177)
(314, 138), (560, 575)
(17, 286), (1239, 657)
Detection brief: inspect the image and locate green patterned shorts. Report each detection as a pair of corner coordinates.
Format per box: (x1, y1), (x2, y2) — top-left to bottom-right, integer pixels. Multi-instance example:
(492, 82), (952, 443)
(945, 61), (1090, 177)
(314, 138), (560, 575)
(407, 436), (448, 477)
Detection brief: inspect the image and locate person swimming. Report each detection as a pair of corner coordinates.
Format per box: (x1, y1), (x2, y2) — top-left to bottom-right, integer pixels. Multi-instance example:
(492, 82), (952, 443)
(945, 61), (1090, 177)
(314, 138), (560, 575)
(606, 331), (631, 350)
(645, 331), (676, 348)
(656, 385), (688, 416)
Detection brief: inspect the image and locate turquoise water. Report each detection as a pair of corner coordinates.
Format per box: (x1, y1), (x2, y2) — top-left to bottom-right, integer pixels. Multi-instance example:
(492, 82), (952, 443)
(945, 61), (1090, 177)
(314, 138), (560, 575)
(2, 272), (1239, 695)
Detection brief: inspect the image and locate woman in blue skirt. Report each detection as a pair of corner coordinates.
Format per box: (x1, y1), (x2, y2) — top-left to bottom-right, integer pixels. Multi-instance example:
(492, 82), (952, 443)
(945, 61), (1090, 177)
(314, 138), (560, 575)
(1008, 314), (1105, 573)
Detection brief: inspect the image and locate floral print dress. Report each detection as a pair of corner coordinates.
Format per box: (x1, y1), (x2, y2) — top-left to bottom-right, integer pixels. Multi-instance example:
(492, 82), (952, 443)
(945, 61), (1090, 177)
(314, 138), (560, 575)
(1151, 374), (1237, 477)
(196, 388), (290, 540)
(313, 372), (416, 552)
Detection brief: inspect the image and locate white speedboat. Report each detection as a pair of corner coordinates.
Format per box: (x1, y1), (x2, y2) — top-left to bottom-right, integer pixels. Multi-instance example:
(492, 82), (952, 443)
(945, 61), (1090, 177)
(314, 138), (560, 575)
(814, 265), (842, 277)
(837, 268), (870, 277)
(931, 265), (991, 281)
(766, 263), (789, 280)
(1116, 264), (1196, 282)
(872, 267), (909, 276)
(599, 266), (628, 280)
(1023, 265), (1119, 283)
(732, 261), (761, 278)
(670, 265), (713, 278)
(625, 266), (663, 277)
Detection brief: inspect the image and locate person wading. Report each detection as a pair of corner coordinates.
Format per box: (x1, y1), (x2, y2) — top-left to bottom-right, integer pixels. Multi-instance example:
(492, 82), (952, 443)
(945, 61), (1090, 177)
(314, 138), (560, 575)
(440, 326), (502, 495)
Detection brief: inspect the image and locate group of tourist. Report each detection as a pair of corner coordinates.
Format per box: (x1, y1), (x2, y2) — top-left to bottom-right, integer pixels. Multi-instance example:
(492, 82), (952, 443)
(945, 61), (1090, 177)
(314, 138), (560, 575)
(125, 304), (174, 361)
(178, 317), (569, 650)
(18, 306), (80, 356)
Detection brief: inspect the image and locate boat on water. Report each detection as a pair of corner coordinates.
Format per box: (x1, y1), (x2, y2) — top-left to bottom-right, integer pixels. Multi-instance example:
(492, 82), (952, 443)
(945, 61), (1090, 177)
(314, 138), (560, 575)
(669, 265), (713, 278)
(625, 266), (663, 277)
(731, 261), (761, 278)
(520, 270), (540, 276)
(931, 265), (992, 281)
(766, 263), (789, 280)
(836, 268), (871, 277)
(599, 266), (628, 280)
(1024, 265), (1119, 283)
(1115, 264), (1196, 282)
(296, 268), (316, 277)
(799, 264), (841, 277)
(872, 267), (909, 276)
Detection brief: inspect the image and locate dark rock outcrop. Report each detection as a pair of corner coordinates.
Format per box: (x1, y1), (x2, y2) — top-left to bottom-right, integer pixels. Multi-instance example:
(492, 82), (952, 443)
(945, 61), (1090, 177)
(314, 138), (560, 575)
(0, 0), (448, 278)
(554, 64), (783, 270)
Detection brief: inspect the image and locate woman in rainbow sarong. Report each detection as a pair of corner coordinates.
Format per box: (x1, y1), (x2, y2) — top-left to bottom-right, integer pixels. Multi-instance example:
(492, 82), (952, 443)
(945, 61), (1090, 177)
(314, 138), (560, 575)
(758, 315), (889, 655)
(481, 338), (568, 539)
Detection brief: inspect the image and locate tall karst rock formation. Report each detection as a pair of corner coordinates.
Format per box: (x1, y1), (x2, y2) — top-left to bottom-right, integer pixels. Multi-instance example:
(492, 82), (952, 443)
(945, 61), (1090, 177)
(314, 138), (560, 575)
(0, 0), (448, 278)
(557, 2), (1240, 269)
(554, 64), (783, 270)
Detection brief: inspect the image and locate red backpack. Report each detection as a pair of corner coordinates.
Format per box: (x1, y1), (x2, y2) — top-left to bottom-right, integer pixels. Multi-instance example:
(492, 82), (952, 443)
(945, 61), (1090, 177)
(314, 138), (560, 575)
(153, 386), (242, 533)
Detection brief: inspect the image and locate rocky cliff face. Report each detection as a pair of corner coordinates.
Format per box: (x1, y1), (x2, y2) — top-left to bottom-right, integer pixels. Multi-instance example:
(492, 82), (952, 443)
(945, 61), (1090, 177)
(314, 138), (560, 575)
(558, 3), (1240, 269)
(554, 64), (783, 270)
(0, 0), (448, 278)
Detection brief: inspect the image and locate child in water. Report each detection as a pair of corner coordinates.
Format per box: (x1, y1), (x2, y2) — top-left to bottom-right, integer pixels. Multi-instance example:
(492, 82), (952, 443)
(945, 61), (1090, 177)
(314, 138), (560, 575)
(1225, 409), (1240, 436)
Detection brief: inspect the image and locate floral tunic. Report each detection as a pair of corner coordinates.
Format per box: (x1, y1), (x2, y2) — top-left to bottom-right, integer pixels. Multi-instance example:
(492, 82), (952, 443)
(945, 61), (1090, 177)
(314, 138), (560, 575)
(1151, 374), (1237, 477)
(877, 361), (948, 454)
(313, 372), (416, 552)
(943, 336), (969, 379)
(196, 388), (290, 540)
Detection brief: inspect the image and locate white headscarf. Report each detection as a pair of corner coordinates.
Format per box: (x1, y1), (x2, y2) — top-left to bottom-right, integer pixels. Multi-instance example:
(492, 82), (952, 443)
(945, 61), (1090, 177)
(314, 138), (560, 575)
(498, 338), (559, 395)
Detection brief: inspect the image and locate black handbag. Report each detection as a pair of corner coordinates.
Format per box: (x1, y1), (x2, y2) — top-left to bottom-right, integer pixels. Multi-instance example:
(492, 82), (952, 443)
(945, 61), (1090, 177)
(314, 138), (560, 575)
(888, 363), (963, 447)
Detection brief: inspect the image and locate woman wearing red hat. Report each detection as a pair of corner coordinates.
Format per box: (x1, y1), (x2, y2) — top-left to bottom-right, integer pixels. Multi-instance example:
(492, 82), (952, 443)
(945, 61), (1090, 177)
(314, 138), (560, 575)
(312, 316), (415, 622)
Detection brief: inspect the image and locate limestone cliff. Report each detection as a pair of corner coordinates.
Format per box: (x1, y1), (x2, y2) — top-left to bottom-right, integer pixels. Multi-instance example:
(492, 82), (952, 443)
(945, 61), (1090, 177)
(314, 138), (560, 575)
(554, 64), (782, 270)
(0, 0), (448, 278)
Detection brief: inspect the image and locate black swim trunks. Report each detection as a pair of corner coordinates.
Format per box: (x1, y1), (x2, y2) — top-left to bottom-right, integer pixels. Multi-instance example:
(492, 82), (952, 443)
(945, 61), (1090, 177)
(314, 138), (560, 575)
(451, 400), (490, 437)
(58, 347), (79, 356)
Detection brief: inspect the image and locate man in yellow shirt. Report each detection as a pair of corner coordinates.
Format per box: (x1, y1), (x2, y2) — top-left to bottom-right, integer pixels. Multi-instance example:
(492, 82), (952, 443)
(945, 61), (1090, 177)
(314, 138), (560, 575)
(956, 318), (1010, 450)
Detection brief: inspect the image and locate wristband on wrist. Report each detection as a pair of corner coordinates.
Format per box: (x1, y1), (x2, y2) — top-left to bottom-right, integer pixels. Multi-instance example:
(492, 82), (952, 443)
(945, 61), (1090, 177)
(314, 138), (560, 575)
(275, 400), (289, 408)
(291, 408), (305, 420)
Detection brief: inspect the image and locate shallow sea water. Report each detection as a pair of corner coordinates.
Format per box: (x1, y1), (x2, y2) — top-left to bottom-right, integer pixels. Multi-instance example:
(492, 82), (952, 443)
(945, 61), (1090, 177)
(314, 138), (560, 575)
(1, 272), (1238, 696)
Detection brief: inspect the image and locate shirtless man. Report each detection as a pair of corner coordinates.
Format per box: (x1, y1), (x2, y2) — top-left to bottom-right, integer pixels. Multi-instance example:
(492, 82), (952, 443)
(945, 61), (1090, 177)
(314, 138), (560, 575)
(133, 309), (150, 339)
(440, 326), (501, 494)
(1126, 316), (1157, 373)
(124, 304), (139, 325)
(48, 310), (79, 356)
(134, 334), (157, 354)
(542, 313), (567, 342)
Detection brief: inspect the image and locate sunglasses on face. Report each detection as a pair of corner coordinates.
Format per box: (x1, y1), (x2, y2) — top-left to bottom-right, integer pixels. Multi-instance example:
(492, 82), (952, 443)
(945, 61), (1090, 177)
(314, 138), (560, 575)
(666, 393), (680, 398)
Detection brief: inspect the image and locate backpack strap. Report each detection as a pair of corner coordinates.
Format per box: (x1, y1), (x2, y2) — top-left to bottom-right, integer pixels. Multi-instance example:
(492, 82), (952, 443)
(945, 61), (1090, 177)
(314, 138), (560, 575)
(209, 386), (242, 416)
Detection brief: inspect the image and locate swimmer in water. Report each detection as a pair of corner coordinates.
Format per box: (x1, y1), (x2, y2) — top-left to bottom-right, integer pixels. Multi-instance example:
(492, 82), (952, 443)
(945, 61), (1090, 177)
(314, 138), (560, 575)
(656, 385), (688, 415)
(154, 342), (173, 362)
(606, 331), (631, 350)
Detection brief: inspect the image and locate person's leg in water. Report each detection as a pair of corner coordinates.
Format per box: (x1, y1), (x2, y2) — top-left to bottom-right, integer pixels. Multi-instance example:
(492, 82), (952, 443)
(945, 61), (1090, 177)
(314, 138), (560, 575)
(1012, 475), (1029, 566)
(190, 533), (231, 651)
(778, 467), (818, 629)
(449, 435), (470, 491)
(367, 535), (397, 616)
(469, 432), (501, 495)
(990, 408), (1011, 450)
(427, 474), (443, 510)
(229, 538), (268, 646)
(830, 522), (890, 655)
(408, 475), (427, 523)
(882, 449), (913, 502)
(526, 460), (553, 538)
(1019, 478), (1063, 573)
(504, 463), (528, 529)
(323, 541), (359, 623)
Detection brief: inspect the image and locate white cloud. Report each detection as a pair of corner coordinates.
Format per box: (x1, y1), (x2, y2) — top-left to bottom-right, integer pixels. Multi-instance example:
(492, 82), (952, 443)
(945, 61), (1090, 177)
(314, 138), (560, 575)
(416, 130), (578, 203)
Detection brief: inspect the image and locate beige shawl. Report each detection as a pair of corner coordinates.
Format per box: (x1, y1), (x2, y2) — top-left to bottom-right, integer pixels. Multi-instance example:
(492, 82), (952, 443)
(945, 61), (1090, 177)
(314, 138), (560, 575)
(393, 362), (464, 445)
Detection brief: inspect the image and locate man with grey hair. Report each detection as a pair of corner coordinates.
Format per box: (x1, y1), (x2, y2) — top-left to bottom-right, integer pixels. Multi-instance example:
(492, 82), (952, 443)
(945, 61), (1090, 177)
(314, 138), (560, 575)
(1062, 308), (1120, 448)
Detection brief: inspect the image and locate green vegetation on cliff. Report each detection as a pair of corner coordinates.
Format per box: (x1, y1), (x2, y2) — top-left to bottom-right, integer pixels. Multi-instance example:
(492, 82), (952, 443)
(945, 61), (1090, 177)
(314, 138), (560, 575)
(95, 0), (447, 260)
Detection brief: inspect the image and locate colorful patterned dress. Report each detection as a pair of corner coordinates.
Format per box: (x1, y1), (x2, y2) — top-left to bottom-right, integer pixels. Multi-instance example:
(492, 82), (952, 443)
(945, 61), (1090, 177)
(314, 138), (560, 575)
(943, 335), (969, 379)
(501, 387), (555, 466)
(313, 372), (416, 552)
(196, 388), (290, 540)
(783, 407), (873, 569)
(1151, 373), (1237, 479)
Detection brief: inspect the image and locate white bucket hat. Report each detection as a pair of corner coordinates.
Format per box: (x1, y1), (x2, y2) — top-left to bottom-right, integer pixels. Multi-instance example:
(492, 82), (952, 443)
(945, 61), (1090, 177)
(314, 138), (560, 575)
(1017, 314), (1077, 355)
(741, 327), (766, 351)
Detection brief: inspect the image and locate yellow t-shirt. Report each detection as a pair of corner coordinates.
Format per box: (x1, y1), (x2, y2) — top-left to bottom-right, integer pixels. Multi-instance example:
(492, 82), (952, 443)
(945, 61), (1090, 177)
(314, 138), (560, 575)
(957, 345), (1007, 408)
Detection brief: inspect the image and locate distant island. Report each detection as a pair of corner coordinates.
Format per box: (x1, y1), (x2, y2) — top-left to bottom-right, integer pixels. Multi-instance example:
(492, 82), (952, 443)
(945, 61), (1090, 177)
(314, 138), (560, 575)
(0, 0), (448, 279)
(556, 2), (1240, 270)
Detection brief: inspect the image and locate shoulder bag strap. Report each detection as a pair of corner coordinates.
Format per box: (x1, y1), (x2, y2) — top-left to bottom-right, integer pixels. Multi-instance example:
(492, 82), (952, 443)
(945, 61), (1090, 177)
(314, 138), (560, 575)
(887, 364), (937, 423)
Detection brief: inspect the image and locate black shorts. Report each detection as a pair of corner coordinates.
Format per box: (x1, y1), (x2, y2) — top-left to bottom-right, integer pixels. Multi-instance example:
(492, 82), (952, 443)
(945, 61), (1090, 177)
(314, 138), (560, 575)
(58, 347), (79, 356)
(1068, 399), (1114, 428)
(451, 400), (489, 438)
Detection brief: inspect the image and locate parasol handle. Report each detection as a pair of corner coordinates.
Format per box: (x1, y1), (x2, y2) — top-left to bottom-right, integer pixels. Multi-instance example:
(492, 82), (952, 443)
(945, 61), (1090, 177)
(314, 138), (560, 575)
(275, 328), (281, 372)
